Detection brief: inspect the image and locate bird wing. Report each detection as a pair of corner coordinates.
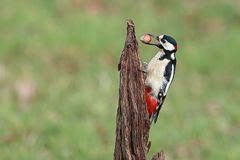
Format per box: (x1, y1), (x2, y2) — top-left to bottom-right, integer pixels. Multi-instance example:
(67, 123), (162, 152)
(162, 60), (176, 96)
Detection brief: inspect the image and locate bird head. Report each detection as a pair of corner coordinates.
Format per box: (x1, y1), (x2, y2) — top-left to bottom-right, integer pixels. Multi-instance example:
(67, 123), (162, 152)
(140, 34), (178, 53)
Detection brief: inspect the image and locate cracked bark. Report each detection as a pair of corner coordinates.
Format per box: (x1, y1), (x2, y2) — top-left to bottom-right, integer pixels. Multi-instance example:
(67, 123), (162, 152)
(114, 20), (165, 160)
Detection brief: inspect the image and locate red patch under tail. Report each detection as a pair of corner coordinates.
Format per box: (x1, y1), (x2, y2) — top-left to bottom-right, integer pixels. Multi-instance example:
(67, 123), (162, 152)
(144, 87), (158, 117)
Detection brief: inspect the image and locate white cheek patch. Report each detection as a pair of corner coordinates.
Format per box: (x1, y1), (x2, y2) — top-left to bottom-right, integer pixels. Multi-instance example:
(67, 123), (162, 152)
(163, 42), (175, 51)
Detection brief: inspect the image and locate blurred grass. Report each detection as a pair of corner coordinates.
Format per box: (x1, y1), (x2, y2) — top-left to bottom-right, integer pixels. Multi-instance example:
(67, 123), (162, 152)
(0, 0), (240, 159)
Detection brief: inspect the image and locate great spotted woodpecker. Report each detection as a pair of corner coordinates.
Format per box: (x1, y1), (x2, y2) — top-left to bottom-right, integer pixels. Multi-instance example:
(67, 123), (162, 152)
(140, 34), (178, 123)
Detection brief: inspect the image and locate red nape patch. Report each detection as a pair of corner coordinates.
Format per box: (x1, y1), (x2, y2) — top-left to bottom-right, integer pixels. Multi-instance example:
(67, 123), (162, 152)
(144, 87), (158, 117)
(175, 44), (178, 52)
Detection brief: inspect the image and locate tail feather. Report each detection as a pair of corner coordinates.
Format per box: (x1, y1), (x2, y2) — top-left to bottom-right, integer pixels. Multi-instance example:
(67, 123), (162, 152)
(151, 96), (166, 124)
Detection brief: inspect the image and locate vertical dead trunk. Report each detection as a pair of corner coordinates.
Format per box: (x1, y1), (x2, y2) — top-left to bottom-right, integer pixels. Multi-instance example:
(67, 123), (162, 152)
(114, 20), (150, 160)
(114, 20), (165, 160)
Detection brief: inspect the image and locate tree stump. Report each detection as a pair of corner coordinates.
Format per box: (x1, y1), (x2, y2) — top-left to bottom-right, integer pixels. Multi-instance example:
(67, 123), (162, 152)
(114, 20), (165, 160)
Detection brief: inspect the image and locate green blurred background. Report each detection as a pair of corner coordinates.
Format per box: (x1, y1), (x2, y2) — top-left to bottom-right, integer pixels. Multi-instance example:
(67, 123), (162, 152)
(0, 0), (240, 159)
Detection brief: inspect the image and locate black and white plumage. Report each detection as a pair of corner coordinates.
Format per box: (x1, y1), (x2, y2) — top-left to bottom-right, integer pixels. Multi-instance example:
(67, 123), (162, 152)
(141, 34), (178, 123)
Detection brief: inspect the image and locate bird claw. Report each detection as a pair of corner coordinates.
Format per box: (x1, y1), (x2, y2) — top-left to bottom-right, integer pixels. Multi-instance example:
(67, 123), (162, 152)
(140, 61), (148, 74)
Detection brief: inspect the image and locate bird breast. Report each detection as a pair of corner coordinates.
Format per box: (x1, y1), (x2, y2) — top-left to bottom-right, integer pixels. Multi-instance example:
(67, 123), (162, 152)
(145, 53), (170, 97)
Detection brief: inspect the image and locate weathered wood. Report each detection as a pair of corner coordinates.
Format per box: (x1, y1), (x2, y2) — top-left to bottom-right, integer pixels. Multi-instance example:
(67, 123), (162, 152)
(114, 20), (166, 160)
(114, 20), (150, 160)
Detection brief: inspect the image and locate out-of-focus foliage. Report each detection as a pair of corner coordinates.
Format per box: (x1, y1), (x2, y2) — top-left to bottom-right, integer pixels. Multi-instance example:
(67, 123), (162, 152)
(0, 0), (240, 159)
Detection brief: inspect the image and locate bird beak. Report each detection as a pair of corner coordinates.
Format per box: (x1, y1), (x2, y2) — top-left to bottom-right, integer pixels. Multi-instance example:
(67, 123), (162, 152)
(140, 34), (163, 48)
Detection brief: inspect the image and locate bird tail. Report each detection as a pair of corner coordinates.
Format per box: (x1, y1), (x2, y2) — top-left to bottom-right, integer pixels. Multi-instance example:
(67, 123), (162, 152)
(150, 105), (162, 124)
(150, 96), (166, 124)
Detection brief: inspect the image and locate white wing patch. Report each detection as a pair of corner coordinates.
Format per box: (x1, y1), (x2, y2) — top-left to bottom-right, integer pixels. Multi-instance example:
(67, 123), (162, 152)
(163, 41), (175, 51)
(164, 64), (175, 96)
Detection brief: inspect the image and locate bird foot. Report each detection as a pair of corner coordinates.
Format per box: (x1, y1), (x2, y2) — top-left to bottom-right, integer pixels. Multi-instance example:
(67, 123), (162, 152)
(140, 61), (148, 75)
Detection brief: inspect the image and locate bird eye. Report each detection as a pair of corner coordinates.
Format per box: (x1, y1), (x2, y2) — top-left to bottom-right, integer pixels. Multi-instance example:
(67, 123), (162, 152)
(161, 39), (166, 43)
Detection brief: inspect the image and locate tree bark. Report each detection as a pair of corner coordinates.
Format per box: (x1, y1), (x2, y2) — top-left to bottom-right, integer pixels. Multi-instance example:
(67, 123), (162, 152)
(114, 20), (165, 160)
(114, 20), (150, 160)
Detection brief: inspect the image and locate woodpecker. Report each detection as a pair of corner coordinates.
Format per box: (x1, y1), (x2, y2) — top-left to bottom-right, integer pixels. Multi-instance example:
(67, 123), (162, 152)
(140, 34), (178, 123)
